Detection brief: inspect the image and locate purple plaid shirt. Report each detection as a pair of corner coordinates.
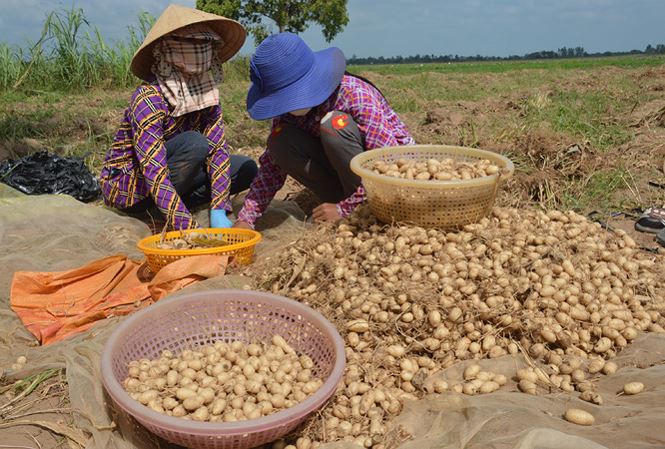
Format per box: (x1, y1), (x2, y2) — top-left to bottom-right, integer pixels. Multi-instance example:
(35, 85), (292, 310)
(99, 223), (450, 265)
(237, 74), (415, 227)
(99, 82), (230, 230)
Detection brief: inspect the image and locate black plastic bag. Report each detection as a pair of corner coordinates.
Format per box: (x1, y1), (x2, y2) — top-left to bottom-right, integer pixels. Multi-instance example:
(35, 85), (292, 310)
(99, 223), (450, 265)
(0, 151), (100, 202)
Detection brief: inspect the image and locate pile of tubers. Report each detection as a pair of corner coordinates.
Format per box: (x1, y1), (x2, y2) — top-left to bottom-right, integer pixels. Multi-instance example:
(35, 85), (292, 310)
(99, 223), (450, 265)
(258, 206), (664, 447)
(371, 158), (500, 181)
(122, 336), (323, 423)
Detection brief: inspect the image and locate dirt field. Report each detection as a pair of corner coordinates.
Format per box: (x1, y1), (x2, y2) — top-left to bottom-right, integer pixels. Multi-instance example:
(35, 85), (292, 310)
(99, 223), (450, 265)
(1, 56), (665, 448)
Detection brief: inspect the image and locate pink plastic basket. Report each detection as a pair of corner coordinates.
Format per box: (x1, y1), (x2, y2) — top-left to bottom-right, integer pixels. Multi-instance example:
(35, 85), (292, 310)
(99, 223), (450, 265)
(101, 290), (346, 449)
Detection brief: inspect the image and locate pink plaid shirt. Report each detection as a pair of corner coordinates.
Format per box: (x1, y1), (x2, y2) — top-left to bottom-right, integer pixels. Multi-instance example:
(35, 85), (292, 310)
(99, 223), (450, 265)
(237, 74), (415, 227)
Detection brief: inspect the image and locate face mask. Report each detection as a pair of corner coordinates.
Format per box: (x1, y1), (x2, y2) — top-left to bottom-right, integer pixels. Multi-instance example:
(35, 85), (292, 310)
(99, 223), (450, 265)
(289, 107), (311, 116)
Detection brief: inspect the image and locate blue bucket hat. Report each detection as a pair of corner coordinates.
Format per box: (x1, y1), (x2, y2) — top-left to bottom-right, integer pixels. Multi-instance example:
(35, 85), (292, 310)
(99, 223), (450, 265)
(246, 32), (346, 120)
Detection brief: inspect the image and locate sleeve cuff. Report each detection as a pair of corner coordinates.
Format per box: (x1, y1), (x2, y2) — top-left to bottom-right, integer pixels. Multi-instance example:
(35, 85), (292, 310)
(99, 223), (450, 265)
(336, 202), (351, 218)
(236, 208), (258, 228)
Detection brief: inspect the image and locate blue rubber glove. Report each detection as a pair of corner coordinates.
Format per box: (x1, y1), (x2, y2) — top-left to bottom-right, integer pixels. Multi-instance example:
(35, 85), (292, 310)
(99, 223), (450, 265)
(210, 209), (232, 229)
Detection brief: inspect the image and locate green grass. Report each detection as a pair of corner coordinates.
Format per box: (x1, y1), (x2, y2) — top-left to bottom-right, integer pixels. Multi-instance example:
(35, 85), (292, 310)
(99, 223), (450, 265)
(350, 55), (665, 76)
(563, 168), (633, 211)
(0, 8), (253, 92)
(0, 7), (152, 91)
(0, 108), (56, 141)
(357, 56), (652, 152)
(521, 90), (634, 150)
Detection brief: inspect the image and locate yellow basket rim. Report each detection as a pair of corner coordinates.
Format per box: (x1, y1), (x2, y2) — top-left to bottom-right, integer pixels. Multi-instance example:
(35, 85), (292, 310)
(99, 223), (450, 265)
(350, 144), (515, 188)
(137, 228), (262, 257)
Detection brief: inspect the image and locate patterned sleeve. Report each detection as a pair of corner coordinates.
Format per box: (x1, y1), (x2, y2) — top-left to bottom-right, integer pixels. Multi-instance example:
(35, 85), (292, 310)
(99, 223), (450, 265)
(236, 120), (288, 228)
(129, 85), (196, 230)
(336, 186), (366, 218)
(201, 105), (231, 211)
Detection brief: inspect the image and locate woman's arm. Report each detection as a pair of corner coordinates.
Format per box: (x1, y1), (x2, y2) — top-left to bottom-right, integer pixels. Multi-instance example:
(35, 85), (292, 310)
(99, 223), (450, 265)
(236, 120), (288, 228)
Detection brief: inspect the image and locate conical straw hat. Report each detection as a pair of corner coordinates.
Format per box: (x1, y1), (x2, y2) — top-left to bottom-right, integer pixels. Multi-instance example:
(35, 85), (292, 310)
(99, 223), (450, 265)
(130, 4), (246, 80)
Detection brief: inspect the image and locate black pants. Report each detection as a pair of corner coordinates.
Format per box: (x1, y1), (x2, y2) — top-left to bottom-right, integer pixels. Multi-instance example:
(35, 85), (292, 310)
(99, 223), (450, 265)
(268, 111), (364, 203)
(124, 131), (258, 213)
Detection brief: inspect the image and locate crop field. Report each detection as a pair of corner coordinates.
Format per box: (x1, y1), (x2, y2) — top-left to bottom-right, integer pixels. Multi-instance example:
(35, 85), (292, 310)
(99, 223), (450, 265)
(3, 54), (665, 215)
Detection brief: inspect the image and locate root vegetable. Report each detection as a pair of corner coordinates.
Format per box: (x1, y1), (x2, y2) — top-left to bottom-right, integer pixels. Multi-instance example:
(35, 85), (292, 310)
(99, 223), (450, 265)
(602, 362), (618, 375)
(192, 406), (209, 421)
(347, 319), (369, 333)
(296, 437), (313, 449)
(172, 405), (186, 417)
(564, 408), (595, 426)
(594, 337), (612, 353)
(387, 345), (406, 357)
(623, 382), (644, 395)
(163, 397), (178, 410)
(199, 388), (215, 404)
(138, 390), (158, 405)
(518, 380), (537, 395)
(587, 358), (605, 374)
(479, 381), (500, 394)
(560, 380), (575, 392)
(448, 307), (463, 322)
(176, 388), (196, 401)
(476, 371), (492, 382)
(463, 364), (481, 380)
(493, 374), (507, 386)
(462, 382), (480, 395)
(183, 396), (204, 411)
(433, 379), (448, 393)
(580, 391), (603, 405)
(571, 369), (586, 383)
(516, 369), (538, 384)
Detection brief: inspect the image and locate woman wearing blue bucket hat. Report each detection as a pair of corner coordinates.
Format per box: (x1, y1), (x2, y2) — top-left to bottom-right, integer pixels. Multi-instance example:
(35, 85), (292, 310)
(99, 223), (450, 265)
(234, 32), (415, 228)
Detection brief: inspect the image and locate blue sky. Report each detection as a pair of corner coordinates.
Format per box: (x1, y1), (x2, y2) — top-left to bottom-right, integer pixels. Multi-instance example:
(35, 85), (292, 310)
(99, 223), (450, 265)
(1, 0), (664, 57)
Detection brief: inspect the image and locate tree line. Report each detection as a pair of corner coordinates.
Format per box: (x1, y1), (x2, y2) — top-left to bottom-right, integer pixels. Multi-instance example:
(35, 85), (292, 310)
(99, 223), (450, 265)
(347, 45), (665, 65)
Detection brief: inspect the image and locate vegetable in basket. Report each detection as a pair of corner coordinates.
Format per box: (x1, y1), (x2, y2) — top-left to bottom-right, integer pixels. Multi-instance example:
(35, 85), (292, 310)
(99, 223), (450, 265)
(122, 336), (324, 422)
(155, 231), (231, 250)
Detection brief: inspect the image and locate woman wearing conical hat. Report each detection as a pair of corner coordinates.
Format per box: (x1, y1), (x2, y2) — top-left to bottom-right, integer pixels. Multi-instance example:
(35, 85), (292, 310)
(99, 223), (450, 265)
(100, 4), (257, 230)
(234, 33), (415, 229)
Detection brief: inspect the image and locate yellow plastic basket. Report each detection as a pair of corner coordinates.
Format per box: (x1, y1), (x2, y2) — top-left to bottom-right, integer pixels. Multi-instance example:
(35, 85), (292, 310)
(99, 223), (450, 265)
(350, 145), (514, 228)
(137, 228), (262, 273)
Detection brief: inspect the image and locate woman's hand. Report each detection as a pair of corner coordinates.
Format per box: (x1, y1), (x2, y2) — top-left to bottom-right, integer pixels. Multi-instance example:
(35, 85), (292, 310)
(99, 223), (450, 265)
(210, 209), (232, 228)
(313, 203), (341, 223)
